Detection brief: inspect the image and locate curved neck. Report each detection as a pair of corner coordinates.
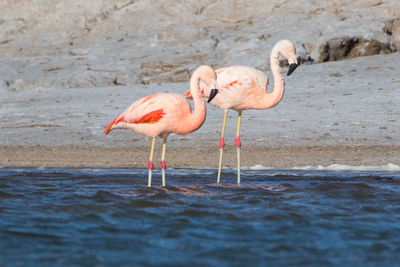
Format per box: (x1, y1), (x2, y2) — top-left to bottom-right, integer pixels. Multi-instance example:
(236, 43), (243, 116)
(258, 46), (285, 109)
(179, 73), (206, 134)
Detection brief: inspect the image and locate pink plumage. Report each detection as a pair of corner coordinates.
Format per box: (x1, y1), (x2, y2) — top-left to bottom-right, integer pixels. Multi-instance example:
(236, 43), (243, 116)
(184, 40), (299, 184)
(104, 65), (218, 187)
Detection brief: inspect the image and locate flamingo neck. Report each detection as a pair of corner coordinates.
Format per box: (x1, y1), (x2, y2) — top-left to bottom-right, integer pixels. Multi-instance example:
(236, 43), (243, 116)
(180, 73), (206, 134)
(258, 46), (285, 109)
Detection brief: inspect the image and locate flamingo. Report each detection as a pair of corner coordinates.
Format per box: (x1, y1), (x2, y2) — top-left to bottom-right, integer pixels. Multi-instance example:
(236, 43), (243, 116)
(184, 40), (298, 184)
(104, 65), (218, 187)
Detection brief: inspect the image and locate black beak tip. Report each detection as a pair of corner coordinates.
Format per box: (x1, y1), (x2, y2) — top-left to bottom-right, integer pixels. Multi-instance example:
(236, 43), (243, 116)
(287, 63), (298, 76)
(207, 89), (218, 103)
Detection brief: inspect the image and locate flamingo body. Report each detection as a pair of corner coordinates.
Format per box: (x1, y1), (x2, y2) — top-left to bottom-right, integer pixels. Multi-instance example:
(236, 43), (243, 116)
(212, 66), (269, 111)
(104, 93), (198, 138)
(104, 65), (218, 187)
(185, 40), (299, 184)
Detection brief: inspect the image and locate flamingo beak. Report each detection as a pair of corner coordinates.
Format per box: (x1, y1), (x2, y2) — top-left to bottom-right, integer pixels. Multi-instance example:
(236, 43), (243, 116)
(287, 63), (298, 76)
(208, 89), (218, 103)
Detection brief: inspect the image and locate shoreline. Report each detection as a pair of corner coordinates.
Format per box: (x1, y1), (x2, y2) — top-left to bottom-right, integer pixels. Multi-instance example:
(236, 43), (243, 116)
(2, 145), (399, 169)
(2, 54), (400, 170)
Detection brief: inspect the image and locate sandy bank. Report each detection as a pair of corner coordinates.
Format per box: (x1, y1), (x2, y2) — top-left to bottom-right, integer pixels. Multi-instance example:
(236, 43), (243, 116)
(1, 52), (400, 168)
(1, 145), (399, 169)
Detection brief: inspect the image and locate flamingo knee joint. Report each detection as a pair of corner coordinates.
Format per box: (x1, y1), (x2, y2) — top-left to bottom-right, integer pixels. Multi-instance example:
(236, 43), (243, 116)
(148, 160), (154, 171)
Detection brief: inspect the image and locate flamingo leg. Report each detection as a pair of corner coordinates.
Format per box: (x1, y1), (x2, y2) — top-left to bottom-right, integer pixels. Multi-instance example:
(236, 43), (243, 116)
(148, 137), (156, 187)
(161, 137), (167, 187)
(217, 110), (228, 184)
(236, 111), (242, 184)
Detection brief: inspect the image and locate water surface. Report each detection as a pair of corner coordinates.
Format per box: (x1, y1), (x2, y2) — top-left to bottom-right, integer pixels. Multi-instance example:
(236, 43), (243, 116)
(1, 168), (400, 266)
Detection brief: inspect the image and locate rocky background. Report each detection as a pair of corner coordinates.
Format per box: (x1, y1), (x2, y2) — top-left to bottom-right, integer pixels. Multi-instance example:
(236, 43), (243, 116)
(1, 0), (400, 168)
(1, 0), (399, 89)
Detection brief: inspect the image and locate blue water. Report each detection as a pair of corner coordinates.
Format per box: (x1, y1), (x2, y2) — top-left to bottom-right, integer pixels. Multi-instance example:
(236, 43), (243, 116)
(1, 168), (400, 266)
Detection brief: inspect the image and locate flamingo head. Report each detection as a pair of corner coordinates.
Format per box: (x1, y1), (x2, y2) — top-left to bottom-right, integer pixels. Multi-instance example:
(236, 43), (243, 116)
(197, 65), (218, 88)
(195, 65), (219, 103)
(278, 40), (298, 76)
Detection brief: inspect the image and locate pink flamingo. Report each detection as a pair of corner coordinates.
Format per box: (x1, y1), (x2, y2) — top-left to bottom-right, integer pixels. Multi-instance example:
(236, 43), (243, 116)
(104, 65), (218, 187)
(184, 40), (298, 184)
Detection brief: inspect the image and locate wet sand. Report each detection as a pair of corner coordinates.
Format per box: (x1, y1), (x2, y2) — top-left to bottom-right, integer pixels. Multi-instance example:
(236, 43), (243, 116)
(2, 145), (399, 169)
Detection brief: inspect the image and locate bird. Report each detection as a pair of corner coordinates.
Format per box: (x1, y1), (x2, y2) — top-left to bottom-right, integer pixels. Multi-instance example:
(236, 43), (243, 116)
(184, 40), (298, 184)
(104, 65), (218, 187)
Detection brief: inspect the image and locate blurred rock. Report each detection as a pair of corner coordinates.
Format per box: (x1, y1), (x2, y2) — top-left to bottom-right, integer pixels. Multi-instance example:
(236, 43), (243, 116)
(318, 37), (390, 62)
(386, 19), (400, 51)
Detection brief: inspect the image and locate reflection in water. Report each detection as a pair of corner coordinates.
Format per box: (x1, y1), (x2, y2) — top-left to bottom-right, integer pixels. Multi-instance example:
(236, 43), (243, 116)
(1, 168), (400, 265)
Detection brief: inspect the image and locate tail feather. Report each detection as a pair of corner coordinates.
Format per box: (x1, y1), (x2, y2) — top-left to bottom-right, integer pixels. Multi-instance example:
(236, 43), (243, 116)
(103, 116), (125, 135)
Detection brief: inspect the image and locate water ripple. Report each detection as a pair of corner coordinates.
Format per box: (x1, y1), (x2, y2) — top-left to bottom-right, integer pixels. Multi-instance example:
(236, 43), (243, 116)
(1, 168), (400, 265)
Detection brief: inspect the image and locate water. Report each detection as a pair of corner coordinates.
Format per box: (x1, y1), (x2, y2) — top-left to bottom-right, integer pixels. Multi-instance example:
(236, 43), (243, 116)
(1, 167), (400, 266)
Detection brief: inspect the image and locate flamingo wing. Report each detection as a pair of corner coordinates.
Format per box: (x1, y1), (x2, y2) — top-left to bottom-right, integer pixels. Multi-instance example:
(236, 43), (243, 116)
(103, 94), (166, 135)
(216, 66), (268, 94)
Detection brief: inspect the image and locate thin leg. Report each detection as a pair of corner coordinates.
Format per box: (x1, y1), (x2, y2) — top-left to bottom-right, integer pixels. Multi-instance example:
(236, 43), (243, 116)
(217, 110), (228, 184)
(236, 111), (242, 184)
(148, 137), (156, 187)
(161, 137), (167, 187)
